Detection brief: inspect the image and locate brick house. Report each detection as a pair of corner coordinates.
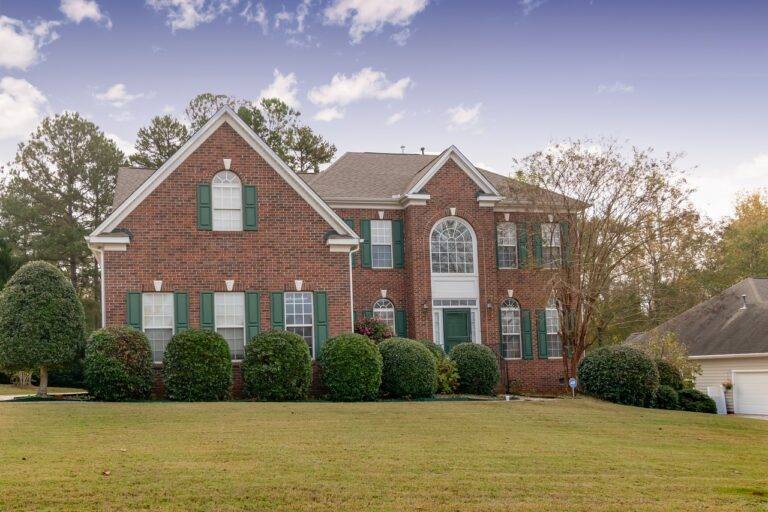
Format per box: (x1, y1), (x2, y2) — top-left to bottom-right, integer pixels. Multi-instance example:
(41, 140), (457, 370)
(87, 107), (574, 395)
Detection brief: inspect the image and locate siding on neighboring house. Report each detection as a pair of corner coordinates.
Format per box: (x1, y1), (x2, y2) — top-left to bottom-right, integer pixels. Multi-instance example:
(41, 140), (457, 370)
(694, 356), (768, 412)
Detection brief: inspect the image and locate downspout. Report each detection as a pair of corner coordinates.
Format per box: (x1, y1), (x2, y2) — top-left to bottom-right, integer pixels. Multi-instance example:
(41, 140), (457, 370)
(91, 247), (106, 328)
(349, 244), (360, 330)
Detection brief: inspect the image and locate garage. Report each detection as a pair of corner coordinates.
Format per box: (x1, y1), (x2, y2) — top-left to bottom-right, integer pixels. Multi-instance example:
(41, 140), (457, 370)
(733, 371), (768, 415)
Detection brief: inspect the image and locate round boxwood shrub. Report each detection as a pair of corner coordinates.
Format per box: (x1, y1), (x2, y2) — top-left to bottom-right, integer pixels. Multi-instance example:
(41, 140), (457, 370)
(655, 359), (684, 390)
(418, 339), (446, 360)
(653, 385), (679, 410)
(379, 337), (437, 399)
(678, 388), (717, 414)
(84, 326), (153, 401)
(318, 333), (382, 401)
(163, 329), (232, 401)
(354, 317), (393, 343)
(578, 345), (659, 407)
(449, 343), (500, 395)
(241, 330), (312, 401)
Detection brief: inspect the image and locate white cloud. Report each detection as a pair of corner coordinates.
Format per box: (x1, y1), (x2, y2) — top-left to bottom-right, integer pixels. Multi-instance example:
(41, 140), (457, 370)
(240, 1), (268, 33)
(106, 132), (135, 156)
(308, 67), (411, 107)
(446, 103), (482, 131)
(95, 83), (144, 107)
(690, 153), (768, 219)
(314, 107), (344, 122)
(597, 81), (635, 94)
(0, 16), (60, 70)
(519, 0), (546, 15)
(258, 69), (300, 108)
(324, 0), (428, 44)
(145, 0), (239, 31)
(391, 28), (410, 46)
(162, 104), (175, 113)
(273, 0), (311, 34)
(0, 77), (48, 139)
(386, 110), (405, 125)
(60, 0), (112, 28)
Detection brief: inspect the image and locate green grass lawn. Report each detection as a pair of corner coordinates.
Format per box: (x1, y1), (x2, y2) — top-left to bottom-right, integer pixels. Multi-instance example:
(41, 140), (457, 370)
(1, 398), (766, 511)
(0, 383), (85, 396)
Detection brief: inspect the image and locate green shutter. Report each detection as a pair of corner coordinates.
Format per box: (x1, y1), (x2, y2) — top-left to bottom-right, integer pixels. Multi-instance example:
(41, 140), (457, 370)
(197, 184), (212, 230)
(395, 309), (407, 337)
(126, 292), (142, 330)
(517, 222), (528, 268)
(532, 223), (543, 268)
(392, 220), (404, 268)
(270, 292), (285, 330)
(174, 292), (189, 333)
(521, 309), (533, 359)
(363, 310), (373, 319)
(313, 291), (328, 356)
(200, 292), (214, 331)
(560, 221), (570, 267)
(536, 309), (548, 359)
(245, 292), (261, 341)
(361, 219), (372, 268)
(243, 185), (258, 230)
(344, 219), (357, 267)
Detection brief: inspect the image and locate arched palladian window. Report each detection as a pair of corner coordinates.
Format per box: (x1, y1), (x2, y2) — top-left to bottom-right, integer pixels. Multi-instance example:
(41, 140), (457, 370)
(430, 218), (475, 274)
(212, 171), (242, 231)
(373, 298), (396, 332)
(500, 298), (522, 359)
(545, 296), (562, 358)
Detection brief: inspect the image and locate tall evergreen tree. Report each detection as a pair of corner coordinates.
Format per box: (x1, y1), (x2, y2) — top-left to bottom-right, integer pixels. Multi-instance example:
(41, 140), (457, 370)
(130, 115), (190, 169)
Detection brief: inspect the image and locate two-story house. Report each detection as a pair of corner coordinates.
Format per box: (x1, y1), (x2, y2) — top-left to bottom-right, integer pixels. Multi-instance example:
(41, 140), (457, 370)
(87, 107), (574, 395)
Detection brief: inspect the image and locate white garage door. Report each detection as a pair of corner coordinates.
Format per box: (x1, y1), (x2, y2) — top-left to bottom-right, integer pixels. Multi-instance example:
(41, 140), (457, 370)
(733, 371), (768, 415)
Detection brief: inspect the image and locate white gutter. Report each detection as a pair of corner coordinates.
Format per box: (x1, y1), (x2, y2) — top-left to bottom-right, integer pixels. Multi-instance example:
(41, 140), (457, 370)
(348, 244), (360, 330)
(89, 247), (106, 328)
(690, 352), (768, 360)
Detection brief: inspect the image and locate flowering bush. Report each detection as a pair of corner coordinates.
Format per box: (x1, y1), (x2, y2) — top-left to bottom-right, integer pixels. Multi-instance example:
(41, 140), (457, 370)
(354, 317), (393, 343)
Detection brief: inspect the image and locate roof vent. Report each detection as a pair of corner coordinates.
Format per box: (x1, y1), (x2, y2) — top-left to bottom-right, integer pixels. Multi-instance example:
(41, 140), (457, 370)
(400, 145), (406, 154)
(420, 147), (425, 155)
(741, 294), (748, 309)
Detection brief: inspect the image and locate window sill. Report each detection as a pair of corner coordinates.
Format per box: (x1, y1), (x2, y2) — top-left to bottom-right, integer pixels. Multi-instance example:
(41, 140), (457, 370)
(503, 357), (523, 361)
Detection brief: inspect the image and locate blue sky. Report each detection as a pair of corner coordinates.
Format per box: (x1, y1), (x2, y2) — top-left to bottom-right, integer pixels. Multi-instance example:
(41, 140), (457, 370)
(1, 0), (766, 218)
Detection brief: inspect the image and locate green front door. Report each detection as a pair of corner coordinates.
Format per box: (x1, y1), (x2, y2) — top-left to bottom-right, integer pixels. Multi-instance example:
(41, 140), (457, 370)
(443, 308), (472, 354)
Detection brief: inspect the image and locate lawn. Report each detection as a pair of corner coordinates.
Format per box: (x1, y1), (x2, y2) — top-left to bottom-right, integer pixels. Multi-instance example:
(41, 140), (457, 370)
(0, 399), (766, 511)
(0, 384), (85, 396)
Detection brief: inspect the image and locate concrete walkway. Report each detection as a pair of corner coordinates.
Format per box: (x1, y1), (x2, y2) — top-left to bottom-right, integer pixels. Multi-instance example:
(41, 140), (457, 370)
(0, 391), (88, 402)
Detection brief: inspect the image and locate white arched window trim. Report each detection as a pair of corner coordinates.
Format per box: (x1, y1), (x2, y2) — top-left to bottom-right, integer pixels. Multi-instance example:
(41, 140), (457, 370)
(212, 171), (242, 231)
(500, 298), (522, 359)
(429, 216), (478, 275)
(545, 296), (562, 358)
(373, 298), (396, 333)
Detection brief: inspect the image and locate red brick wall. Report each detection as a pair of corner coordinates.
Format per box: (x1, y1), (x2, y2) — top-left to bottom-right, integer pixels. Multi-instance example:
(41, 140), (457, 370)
(104, 122), (353, 342)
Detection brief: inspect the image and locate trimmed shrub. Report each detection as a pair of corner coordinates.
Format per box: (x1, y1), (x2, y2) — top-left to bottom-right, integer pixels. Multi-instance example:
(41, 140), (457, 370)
(379, 337), (437, 399)
(319, 333), (382, 401)
(450, 343), (500, 395)
(241, 330), (312, 401)
(418, 339), (446, 360)
(0, 261), (86, 395)
(678, 388), (717, 414)
(436, 357), (459, 394)
(84, 326), (153, 401)
(656, 359), (684, 390)
(354, 317), (393, 343)
(578, 346), (659, 407)
(163, 329), (232, 401)
(653, 385), (679, 410)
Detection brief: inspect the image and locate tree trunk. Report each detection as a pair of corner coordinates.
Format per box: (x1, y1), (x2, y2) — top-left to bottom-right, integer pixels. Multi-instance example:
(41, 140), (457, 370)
(69, 257), (78, 290)
(37, 366), (48, 396)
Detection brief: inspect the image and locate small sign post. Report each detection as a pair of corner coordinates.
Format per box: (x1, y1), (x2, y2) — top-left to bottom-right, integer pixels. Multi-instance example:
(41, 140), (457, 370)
(568, 377), (577, 399)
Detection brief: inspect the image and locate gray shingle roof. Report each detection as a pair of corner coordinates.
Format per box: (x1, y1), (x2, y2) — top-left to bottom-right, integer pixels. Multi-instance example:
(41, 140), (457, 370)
(112, 167), (155, 210)
(628, 278), (768, 356)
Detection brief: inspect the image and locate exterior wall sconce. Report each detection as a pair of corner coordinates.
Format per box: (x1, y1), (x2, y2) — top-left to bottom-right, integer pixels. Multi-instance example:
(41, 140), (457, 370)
(153, 280), (163, 292)
(223, 158), (232, 170)
(225, 279), (234, 291)
(486, 301), (493, 309)
(294, 279), (303, 291)
(422, 301), (430, 310)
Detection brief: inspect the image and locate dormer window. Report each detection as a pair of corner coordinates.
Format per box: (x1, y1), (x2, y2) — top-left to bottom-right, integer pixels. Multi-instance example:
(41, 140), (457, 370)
(212, 171), (242, 231)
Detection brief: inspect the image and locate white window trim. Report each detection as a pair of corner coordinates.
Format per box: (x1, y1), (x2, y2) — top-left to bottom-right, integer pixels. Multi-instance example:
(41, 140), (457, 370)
(372, 298), (396, 332)
(212, 170), (243, 232)
(214, 292), (246, 361)
(546, 298), (562, 359)
(142, 292), (175, 363)
(284, 292), (315, 357)
(370, 220), (394, 269)
(497, 222), (518, 270)
(500, 299), (522, 360)
(429, 216), (478, 277)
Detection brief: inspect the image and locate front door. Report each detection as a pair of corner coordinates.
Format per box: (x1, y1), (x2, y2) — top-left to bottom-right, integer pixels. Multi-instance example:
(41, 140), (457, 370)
(443, 308), (472, 354)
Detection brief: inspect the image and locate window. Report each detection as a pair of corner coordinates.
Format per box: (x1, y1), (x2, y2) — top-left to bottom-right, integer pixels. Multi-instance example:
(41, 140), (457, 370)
(497, 223), (518, 269)
(541, 223), (562, 269)
(546, 297), (562, 358)
(430, 218), (475, 274)
(373, 298), (396, 332)
(370, 220), (393, 268)
(215, 292), (245, 360)
(212, 171), (242, 231)
(500, 299), (522, 359)
(143, 293), (174, 362)
(285, 292), (313, 353)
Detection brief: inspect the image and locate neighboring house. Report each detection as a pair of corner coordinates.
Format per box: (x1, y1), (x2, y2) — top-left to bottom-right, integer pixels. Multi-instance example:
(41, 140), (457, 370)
(629, 278), (768, 415)
(87, 107), (575, 395)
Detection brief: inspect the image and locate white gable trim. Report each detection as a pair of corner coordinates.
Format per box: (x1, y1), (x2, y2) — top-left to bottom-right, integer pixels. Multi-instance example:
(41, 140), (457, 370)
(90, 107), (358, 241)
(405, 146), (500, 196)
